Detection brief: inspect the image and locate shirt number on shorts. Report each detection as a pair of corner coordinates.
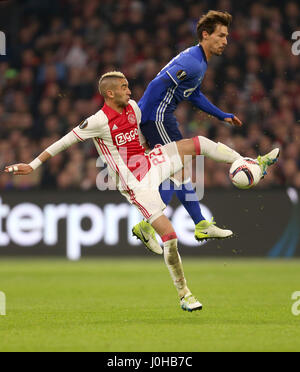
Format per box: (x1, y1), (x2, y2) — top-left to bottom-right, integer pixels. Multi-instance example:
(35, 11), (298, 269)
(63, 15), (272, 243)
(149, 147), (166, 166)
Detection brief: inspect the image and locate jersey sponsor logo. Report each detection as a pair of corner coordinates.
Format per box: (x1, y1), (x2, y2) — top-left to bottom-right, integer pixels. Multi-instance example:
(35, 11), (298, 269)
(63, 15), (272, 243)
(183, 85), (198, 98)
(115, 128), (139, 146)
(176, 70), (187, 81)
(79, 120), (88, 129)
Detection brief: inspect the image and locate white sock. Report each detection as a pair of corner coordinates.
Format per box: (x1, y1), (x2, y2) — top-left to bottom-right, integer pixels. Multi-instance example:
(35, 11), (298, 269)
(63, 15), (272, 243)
(198, 136), (241, 164)
(162, 233), (191, 299)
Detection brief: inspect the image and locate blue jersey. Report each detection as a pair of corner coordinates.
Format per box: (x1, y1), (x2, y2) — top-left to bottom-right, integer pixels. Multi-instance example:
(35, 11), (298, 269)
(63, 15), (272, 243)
(139, 45), (233, 125)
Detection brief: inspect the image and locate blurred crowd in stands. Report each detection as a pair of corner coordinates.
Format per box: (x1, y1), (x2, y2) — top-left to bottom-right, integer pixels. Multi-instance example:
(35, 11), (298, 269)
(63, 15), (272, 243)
(0, 0), (299, 190)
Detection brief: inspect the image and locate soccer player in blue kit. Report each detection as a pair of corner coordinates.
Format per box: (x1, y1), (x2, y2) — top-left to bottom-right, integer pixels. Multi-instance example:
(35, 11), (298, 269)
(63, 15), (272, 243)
(133, 11), (245, 247)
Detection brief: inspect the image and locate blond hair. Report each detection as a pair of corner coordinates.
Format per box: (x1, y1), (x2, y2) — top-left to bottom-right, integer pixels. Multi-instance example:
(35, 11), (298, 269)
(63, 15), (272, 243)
(197, 11), (232, 41)
(98, 71), (126, 97)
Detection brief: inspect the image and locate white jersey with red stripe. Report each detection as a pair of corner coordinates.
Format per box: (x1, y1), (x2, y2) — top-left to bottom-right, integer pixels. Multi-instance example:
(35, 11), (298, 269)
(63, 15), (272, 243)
(72, 99), (183, 222)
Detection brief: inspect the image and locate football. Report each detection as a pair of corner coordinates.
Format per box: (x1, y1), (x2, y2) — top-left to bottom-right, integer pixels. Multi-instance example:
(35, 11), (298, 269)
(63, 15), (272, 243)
(230, 158), (262, 189)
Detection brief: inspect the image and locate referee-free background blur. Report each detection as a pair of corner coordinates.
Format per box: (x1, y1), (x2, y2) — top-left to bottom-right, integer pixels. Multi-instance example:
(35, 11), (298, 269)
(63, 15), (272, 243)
(0, 0), (299, 258)
(0, 0), (299, 191)
(0, 0), (300, 256)
(0, 0), (300, 353)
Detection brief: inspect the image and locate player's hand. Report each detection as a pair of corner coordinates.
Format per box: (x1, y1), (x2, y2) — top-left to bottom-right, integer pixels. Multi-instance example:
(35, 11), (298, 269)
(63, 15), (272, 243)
(224, 116), (243, 127)
(4, 164), (33, 175)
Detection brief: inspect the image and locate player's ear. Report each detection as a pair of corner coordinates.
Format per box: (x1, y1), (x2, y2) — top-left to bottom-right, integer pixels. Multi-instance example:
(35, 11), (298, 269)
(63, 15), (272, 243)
(106, 89), (114, 99)
(202, 30), (209, 40)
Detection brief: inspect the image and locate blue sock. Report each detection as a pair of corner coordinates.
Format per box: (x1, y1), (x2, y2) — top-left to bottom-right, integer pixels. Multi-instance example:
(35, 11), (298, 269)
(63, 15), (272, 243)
(159, 180), (175, 205)
(174, 181), (205, 225)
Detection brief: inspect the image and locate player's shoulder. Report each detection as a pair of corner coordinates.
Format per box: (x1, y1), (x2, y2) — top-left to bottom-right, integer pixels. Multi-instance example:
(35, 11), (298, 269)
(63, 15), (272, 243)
(128, 99), (140, 111)
(178, 46), (204, 71)
(128, 99), (141, 115)
(88, 108), (109, 127)
(128, 99), (142, 121)
(96, 108), (109, 121)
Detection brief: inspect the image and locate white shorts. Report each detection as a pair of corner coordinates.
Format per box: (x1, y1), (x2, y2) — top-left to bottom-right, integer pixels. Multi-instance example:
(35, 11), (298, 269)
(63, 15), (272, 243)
(121, 142), (183, 223)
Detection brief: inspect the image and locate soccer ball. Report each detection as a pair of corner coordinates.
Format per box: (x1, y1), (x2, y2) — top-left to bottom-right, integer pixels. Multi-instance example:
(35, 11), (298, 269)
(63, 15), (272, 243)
(230, 158), (262, 190)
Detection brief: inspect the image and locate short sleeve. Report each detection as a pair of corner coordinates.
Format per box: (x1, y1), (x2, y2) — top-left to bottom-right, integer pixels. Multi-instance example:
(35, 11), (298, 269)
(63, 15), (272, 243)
(72, 110), (107, 141)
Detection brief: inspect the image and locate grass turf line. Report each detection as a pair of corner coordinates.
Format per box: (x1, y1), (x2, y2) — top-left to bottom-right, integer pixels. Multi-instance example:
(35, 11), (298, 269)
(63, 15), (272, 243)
(0, 258), (299, 352)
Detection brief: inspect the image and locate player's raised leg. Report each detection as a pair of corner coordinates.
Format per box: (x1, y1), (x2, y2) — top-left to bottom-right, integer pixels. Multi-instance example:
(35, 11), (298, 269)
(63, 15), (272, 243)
(174, 136), (238, 240)
(133, 136), (239, 248)
(177, 136), (280, 178)
(141, 118), (207, 227)
(134, 136), (280, 250)
(150, 214), (202, 312)
(176, 136), (280, 241)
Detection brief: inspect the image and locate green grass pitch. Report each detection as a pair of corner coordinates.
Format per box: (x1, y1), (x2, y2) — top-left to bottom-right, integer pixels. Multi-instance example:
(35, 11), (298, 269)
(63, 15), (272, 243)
(0, 258), (300, 352)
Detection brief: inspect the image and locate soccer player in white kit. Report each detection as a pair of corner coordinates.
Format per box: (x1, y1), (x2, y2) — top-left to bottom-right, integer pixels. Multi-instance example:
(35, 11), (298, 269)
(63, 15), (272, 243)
(5, 72), (279, 312)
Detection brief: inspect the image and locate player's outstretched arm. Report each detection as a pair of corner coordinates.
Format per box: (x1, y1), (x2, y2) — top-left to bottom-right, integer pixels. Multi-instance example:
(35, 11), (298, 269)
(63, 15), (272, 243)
(4, 150), (51, 175)
(4, 130), (81, 176)
(188, 89), (243, 127)
(4, 113), (103, 175)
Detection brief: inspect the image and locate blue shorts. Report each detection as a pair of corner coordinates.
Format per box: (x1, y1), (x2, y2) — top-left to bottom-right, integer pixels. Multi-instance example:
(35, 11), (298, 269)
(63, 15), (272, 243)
(140, 119), (183, 149)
